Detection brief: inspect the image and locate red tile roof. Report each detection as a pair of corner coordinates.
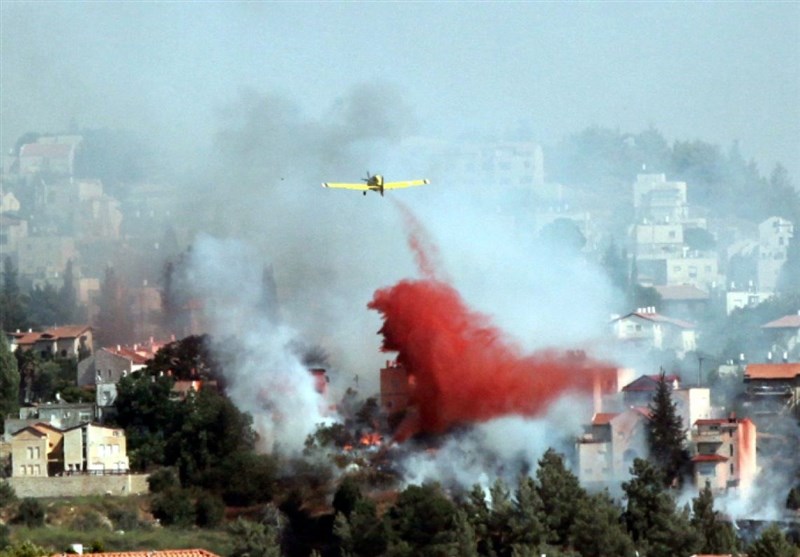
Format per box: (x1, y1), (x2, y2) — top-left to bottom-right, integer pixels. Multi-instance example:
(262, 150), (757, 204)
(654, 284), (709, 301)
(622, 374), (680, 392)
(692, 454), (728, 462)
(592, 412), (619, 425)
(20, 143), (74, 158)
(745, 363), (800, 380)
(52, 550), (221, 557)
(613, 311), (696, 329)
(10, 325), (91, 346)
(762, 314), (800, 329)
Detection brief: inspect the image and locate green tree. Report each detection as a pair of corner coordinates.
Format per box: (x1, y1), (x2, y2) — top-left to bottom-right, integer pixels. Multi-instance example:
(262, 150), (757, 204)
(387, 483), (457, 555)
(145, 334), (220, 381)
(460, 483), (492, 556)
(113, 371), (176, 470)
(228, 517), (282, 557)
(195, 491), (225, 528)
(510, 474), (546, 552)
(348, 498), (389, 557)
(0, 540), (47, 557)
(486, 478), (515, 556)
(0, 257), (27, 331)
(601, 239), (629, 297)
(0, 338), (20, 426)
(622, 458), (701, 557)
(691, 484), (738, 554)
(683, 227), (717, 252)
(13, 498), (44, 527)
(452, 508), (480, 557)
(569, 490), (635, 557)
(647, 370), (689, 486)
(747, 524), (797, 557)
(150, 487), (195, 527)
(27, 283), (61, 328)
(58, 259), (79, 324)
(333, 476), (363, 519)
(535, 448), (586, 546)
(212, 451), (276, 507)
(0, 482), (16, 508)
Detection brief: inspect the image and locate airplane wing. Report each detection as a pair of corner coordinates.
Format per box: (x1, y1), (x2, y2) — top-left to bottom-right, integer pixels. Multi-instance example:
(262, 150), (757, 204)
(321, 182), (370, 191)
(382, 179), (430, 190)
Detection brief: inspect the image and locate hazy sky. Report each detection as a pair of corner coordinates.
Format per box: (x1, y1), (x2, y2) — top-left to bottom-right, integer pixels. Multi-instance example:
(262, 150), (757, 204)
(2, 2), (799, 180)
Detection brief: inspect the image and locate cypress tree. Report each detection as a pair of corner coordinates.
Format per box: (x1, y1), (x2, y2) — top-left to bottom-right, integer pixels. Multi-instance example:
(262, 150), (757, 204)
(647, 370), (689, 486)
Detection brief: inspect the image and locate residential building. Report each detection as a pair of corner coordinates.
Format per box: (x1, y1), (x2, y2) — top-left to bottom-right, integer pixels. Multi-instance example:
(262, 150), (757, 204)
(10, 421), (129, 476)
(673, 387), (713, 437)
(36, 402), (96, 430)
(380, 360), (409, 418)
(9, 325), (93, 360)
(610, 308), (697, 357)
(63, 423), (129, 473)
(654, 284), (710, 320)
(757, 216), (793, 292)
(742, 362), (800, 417)
(761, 313), (800, 357)
(633, 223), (684, 259)
(726, 289), (774, 315)
(18, 140), (80, 177)
(77, 343), (153, 387)
(633, 174), (689, 224)
(620, 374), (681, 408)
(691, 416), (757, 495)
(576, 407), (650, 485)
(638, 253), (720, 291)
(10, 426), (47, 477)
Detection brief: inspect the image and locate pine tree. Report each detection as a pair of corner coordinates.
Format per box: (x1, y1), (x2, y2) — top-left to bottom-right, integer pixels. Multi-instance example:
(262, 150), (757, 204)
(0, 257), (27, 331)
(622, 458), (702, 557)
(647, 370), (689, 486)
(58, 259), (78, 324)
(510, 475), (545, 550)
(747, 524), (797, 557)
(569, 490), (635, 557)
(691, 484), (739, 554)
(535, 449), (587, 546)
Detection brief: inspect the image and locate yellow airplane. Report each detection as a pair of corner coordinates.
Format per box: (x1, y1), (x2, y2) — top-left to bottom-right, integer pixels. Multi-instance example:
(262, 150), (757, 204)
(322, 172), (430, 196)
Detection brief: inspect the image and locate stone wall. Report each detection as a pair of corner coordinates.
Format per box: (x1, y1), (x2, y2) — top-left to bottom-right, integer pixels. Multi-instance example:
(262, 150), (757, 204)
(8, 474), (149, 498)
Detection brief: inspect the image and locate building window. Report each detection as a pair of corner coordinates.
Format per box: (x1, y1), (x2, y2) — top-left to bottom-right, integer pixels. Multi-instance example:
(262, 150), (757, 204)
(729, 444), (734, 456)
(730, 463), (734, 475)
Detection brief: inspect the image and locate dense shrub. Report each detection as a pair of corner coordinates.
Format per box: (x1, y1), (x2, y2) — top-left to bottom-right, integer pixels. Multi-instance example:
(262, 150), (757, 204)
(147, 467), (180, 493)
(195, 491), (225, 528)
(150, 487), (195, 527)
(14, 498), (45, 527)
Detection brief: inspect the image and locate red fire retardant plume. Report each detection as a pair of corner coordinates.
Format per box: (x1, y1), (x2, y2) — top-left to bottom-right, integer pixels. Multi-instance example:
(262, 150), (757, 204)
(371, 201), (616, 441)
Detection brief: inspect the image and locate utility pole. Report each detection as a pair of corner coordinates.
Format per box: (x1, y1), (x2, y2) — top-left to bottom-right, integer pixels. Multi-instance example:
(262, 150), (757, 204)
(697, 355), (704, 387)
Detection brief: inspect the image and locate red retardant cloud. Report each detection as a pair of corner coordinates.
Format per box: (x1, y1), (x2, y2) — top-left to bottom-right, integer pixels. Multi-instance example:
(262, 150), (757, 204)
(368, 278), (617, 441)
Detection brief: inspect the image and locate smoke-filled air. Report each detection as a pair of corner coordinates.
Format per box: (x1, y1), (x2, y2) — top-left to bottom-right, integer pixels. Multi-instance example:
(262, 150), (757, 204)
(2, 2), (799, 554)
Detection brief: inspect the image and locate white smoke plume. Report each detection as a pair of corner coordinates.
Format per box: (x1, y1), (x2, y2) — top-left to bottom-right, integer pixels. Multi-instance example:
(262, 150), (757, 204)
(396, 395), (592, 491)
(186, 234), (329, 454)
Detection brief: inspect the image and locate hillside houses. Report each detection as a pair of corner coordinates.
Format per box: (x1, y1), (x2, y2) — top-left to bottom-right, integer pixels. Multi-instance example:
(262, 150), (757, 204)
(8, 325), (93, 360)
(10, 422), (128, 477)
(610, 308), (697, 357)
(576, 371), (757, 495)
